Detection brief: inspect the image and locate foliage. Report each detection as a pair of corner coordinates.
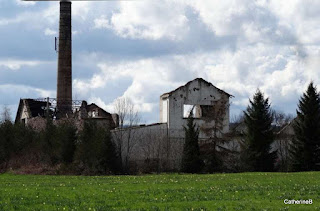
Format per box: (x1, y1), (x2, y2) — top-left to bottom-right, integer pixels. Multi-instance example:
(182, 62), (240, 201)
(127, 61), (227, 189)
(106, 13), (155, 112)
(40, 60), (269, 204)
(56, 121), (77, 164)
(181, 115), (203, 173)
(242, 89), (276, 172)
(290, 82), (320, 171)
(39, 120), (59, 165)
(0, 121), (35, 168)
(0, 121), (15, 165)
(0, 117), (120, 174)
(74, 120), (121, 174)
(0, 172), (319, 210)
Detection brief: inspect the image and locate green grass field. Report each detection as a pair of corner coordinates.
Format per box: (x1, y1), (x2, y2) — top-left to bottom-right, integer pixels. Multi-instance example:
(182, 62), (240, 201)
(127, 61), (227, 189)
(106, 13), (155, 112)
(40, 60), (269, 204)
(0, 172), (319, 210)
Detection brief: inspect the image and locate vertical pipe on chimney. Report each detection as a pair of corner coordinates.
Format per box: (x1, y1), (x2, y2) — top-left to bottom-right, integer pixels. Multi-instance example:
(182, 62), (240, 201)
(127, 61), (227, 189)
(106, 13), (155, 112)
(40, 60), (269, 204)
(57, 0), (72, 116)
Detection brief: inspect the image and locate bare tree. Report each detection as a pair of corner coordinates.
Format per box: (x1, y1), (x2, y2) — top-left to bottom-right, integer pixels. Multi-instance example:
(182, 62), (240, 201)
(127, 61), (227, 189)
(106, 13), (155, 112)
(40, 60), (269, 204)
(200, 96), (232, 172)
(1, 105), (11, 123)
(273, 111), (294, 127)
(201, 97), (230, 143)
(230, 113), (244, 124)
(139, 127), (169, 173)
(113, 97), (141, 172)
(273, 110), (294, 171)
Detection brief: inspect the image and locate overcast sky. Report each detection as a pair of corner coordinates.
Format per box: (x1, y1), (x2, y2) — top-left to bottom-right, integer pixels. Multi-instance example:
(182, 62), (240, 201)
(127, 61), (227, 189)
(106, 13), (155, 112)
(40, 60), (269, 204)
(1, 0), (320, 123)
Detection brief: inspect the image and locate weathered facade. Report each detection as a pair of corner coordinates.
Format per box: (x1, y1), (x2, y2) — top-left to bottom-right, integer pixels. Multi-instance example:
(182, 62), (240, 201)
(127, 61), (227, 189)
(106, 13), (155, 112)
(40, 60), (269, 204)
(15, 99), (49, 125)
(15, 99), (119, 130)
(15, 78), (233, 171)
(160, 78), (232, 139)
(116, 78), (233, 171)
(77, 101), (119, 129)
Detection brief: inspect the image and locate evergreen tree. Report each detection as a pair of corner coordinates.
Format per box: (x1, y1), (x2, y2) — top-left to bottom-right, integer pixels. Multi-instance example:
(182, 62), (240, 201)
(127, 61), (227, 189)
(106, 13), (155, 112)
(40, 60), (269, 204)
(181, 115), (203, 173)
(56, 121), (77, 164)
(290, 82), (320, 171)
(75, 120), (121, 174)
(0, 120), (14, 166)
(242, 89), (276, 171)
(0, 120), (35, 168)
(40, 120), (59, 165)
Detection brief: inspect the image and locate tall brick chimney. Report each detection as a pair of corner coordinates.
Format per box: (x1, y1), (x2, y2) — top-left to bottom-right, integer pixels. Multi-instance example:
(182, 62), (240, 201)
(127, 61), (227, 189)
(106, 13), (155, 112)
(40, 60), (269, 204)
(57, 0), (72, 116)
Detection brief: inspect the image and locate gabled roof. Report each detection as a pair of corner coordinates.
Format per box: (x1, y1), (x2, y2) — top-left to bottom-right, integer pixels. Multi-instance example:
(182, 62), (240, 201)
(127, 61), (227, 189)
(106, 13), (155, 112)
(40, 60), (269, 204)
(15, 99), (50, 123)
(80, 101), (113, 119)
(160, 78), (233, 98)
(86, 103), (112, 117)
(277, 118), (296, 136)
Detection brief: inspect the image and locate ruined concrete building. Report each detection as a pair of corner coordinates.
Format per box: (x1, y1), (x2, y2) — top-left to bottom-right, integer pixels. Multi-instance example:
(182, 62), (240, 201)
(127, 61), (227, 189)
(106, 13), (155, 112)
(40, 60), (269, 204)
(15, 99), (118, 130)
(77, 101), (119, 129)
(160, 78), (232, 139)
(15, 78), (233, 171)
(116, 78), (233, 171)
(15, 99), (49, 125)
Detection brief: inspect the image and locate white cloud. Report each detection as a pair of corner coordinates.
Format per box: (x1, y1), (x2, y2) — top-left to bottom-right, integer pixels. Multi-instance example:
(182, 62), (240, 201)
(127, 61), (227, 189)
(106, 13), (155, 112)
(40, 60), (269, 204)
(72, 2), (92, 20)
(0, 60), (48, 70)
(73, 30), (80, 35)
(187, 0), (296, 46)
(3, 0), (320, 122)
(44, 28), (57, 36)
(266, 0), (320, 45)
(0, 84), (55, 101)
(15, 0), (36, 6)
(94, 0), (189, 40)
(73, 41), (320, 122)
(94, 16), (111, 29)
(0, 17), (23, 26)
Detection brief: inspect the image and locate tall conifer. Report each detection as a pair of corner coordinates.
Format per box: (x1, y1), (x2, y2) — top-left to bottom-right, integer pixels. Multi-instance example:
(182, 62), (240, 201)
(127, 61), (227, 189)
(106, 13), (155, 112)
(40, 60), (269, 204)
(290, 82), (320, 171)
(242, 89), (276, 171)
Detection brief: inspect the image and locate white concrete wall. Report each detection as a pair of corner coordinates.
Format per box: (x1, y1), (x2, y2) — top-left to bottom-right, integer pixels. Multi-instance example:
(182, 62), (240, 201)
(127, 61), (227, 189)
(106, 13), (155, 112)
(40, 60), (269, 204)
(160, 97), (168, 123)
(21, 103), (30, 124)
(166, 79), (230, 139)
(112, 123), (169, 165)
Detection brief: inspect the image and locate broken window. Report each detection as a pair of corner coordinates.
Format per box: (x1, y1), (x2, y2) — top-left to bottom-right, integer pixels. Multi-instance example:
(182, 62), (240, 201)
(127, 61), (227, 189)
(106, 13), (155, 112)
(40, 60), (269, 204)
(183, 104), (201, 118)
(200, 105), (213, 118)
(183, 104), (214, 118)
(88, 110), (99, 118)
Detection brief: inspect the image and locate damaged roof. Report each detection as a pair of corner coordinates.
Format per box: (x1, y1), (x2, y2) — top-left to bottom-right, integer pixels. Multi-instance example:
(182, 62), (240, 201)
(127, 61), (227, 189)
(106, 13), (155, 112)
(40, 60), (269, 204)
(15, 99), (50, 123)
(160, 78), (233, 98)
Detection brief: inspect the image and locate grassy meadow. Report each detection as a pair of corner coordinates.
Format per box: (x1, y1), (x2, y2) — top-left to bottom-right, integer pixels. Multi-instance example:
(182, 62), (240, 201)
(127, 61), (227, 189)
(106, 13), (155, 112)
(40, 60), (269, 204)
(0, 172), (319, 210)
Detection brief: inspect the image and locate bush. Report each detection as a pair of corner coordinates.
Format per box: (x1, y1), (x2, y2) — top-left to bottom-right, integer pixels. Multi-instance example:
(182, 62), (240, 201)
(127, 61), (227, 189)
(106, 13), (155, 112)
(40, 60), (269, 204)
(0, 121), (14, 166)
(56, 121), (77, 164)
(74, 120), (121, 174)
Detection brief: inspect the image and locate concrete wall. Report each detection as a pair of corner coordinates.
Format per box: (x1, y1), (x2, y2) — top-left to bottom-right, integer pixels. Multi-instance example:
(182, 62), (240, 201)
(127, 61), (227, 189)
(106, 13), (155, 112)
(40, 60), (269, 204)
(20, 103), (30, 124)
(162, 79), (230, 139)
(112, 123), (171, 171)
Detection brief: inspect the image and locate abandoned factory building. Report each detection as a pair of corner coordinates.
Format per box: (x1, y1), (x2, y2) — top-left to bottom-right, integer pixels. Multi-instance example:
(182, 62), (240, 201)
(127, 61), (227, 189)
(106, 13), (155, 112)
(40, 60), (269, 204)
(14, 78), (233, 171)
(115, 78), (233, 170)
(15, 99), (119, 131)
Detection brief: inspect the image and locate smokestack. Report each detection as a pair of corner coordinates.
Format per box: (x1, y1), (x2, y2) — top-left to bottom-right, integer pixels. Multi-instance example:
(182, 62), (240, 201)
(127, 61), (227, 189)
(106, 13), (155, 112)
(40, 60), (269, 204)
(57, 0), (72, 116)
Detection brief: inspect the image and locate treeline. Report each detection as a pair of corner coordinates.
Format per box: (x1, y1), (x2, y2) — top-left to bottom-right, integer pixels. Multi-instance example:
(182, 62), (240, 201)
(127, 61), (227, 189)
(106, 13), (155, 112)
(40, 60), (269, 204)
(0, 119), (121, 175)
(182, 82), (320, 173)
(1, 82), (319, 175)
